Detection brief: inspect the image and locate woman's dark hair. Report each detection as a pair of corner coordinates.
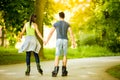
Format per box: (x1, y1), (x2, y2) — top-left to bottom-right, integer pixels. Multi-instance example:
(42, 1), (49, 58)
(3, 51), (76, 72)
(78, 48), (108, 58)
(59, 12), (65, 18)
(30, 14), (36, 26)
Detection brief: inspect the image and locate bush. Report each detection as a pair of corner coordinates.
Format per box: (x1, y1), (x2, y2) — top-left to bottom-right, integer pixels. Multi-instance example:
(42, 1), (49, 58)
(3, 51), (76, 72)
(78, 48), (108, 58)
(77, 34), (96, 46)
(108, 40), (120, 53)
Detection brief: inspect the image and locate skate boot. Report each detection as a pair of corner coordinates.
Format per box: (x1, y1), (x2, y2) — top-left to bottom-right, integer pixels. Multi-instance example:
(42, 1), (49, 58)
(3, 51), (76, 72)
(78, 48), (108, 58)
(62, 66), (68, 76)
(25, 65), (30, 76)
(37, 63), (43, 75)
(52, 66), (59, 77)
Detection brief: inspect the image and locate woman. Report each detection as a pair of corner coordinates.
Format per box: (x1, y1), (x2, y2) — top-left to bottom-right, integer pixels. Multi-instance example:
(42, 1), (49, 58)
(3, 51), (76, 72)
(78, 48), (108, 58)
(19, 14), (43, 76)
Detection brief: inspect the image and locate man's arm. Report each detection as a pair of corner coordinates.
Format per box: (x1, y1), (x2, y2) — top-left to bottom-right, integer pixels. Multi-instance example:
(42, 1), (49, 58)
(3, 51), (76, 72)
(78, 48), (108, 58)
(68, 27), (76, 48)
(45, 27), (55, 45)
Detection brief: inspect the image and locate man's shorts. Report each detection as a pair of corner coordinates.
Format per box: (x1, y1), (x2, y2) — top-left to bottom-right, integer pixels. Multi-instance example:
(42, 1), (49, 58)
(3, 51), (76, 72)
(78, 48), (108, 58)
(55, 39), (68, 56)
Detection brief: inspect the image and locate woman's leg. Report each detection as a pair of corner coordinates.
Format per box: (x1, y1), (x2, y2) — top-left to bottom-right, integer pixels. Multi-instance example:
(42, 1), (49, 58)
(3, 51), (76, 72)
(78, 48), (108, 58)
(25, 51), (31, 76)
(33, 52), (43, 75)
(33, 52), (40, 63)
(26, 51), (31, 65)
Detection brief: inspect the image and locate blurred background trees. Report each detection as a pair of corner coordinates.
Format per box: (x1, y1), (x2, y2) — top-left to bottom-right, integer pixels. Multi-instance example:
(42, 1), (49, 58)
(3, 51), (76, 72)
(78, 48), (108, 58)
(0, 0), (120, 54)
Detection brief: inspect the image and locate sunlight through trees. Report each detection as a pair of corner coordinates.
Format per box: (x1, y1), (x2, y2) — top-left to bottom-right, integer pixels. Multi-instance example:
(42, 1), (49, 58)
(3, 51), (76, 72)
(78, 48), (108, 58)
(0, 0), (120, 52)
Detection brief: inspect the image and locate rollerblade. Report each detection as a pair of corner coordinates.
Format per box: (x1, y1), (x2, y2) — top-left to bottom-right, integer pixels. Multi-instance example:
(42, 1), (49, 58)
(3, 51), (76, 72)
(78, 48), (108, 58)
(62, 66), (68, 76)
(37, 63), (43, 75)
(25, 65), (30, 76)
(52, 66), (59, 77)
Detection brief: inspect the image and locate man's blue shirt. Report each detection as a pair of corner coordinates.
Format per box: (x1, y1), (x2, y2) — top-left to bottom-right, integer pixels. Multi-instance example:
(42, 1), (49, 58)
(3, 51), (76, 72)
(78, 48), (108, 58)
(53, 20), (70, 40)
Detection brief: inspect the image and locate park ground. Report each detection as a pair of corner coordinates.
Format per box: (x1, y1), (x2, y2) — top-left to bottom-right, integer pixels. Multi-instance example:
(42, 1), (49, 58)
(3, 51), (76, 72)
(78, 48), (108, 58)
(0, 56), (120, 80)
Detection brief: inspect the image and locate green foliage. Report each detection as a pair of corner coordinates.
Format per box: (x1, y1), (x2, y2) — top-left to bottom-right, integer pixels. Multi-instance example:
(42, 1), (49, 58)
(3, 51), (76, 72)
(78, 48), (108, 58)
(106, 64), (120, 79)
(0, 0), (57, 46)
(43, 0), (55, 26)
(79, 0), (120, 52)
(0, 0), (35, 46)
(77, 33), (96, 46)
(0, 11), (4, 26)
(0, 0), (35, 33)
(0, 0), (120, 52)
(61, 0), (120, 53)
(106, 1), (120, 52)
(0, 45), (120, 65)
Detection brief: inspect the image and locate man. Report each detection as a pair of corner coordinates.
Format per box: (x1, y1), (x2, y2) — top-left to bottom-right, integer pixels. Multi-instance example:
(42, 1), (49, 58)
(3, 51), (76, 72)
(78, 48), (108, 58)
(45, 12), (76, 77)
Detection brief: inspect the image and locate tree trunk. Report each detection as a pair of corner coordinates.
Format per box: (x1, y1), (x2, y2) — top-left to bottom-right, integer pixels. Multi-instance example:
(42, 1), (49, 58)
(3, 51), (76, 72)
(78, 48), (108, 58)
(35, 0), (46, 58)
(1, 28), (4, 46)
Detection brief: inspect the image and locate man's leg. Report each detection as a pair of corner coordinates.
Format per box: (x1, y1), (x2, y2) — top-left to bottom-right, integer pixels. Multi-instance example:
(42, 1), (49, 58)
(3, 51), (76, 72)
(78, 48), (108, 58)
(54, 56), (59, 66)
(52, 39), (61, 77)
(62, 55), (68, 76)
(52, 56), (59, 77)
(62, 39), (68, 76)
(62, 56), (67, 66)
(62, 39), (68, 66)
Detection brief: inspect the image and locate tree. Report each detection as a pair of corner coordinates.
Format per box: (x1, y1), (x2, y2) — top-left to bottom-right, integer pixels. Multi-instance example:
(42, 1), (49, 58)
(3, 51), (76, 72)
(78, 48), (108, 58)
(0, 11), (5, 46)
(54, 0), (120, 52)
(0, 0), (55, 57)
(88, 0), (120, 52)
(0, 0), (35, 45)
(35, 0), (46, 58)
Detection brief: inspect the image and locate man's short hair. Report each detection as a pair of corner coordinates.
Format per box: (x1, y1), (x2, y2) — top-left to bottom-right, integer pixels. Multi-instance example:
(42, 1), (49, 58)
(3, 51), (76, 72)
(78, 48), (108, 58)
(59, 12), (65, 18)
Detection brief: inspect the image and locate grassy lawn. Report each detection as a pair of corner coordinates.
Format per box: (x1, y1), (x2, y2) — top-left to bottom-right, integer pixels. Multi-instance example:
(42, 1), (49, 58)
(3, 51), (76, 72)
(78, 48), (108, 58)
(106, 64), (120, 79)
(0, 45), (120, 65)
(44, 45), (120, 60)
(0, 46), (36, 65)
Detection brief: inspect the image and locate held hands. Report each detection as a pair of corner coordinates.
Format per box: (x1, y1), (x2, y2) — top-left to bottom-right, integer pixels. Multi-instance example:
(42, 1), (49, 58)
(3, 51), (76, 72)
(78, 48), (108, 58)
(71, 41), (77, 48)
(19, 32), (23, 39)
(43, 39), (48, 45)
(17, 32), (22, 42)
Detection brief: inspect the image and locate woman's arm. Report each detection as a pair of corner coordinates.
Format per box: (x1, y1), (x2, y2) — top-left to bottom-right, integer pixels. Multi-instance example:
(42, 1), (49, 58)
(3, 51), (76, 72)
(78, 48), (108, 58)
(20, 24), (26, 38)
(34, 23), (43, 40)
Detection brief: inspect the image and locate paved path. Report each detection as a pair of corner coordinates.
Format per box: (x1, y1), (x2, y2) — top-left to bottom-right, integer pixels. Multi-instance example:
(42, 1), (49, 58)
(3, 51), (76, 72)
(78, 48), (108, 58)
(0, 56), (120, 80)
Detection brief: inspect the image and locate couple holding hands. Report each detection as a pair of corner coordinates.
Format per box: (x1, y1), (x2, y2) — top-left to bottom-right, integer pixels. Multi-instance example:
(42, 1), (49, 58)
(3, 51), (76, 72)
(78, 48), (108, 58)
(19, 12), (76, 77)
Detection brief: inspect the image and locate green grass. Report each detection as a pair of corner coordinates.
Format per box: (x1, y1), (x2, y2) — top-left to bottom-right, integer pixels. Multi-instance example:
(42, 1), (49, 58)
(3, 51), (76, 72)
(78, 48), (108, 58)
(44, 48), (55, 60)
(44, 45), (120, 59)
(106, 64), (120, 79)
(0, 45), (120, 65)
(0, 46), (25, 65)
(75, 45), (117, 57)
(0, 46), (36, 65)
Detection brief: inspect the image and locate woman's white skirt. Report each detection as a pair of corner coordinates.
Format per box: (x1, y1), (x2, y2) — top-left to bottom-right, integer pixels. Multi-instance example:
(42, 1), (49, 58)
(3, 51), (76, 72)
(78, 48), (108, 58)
(18, 36), (41, 54)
